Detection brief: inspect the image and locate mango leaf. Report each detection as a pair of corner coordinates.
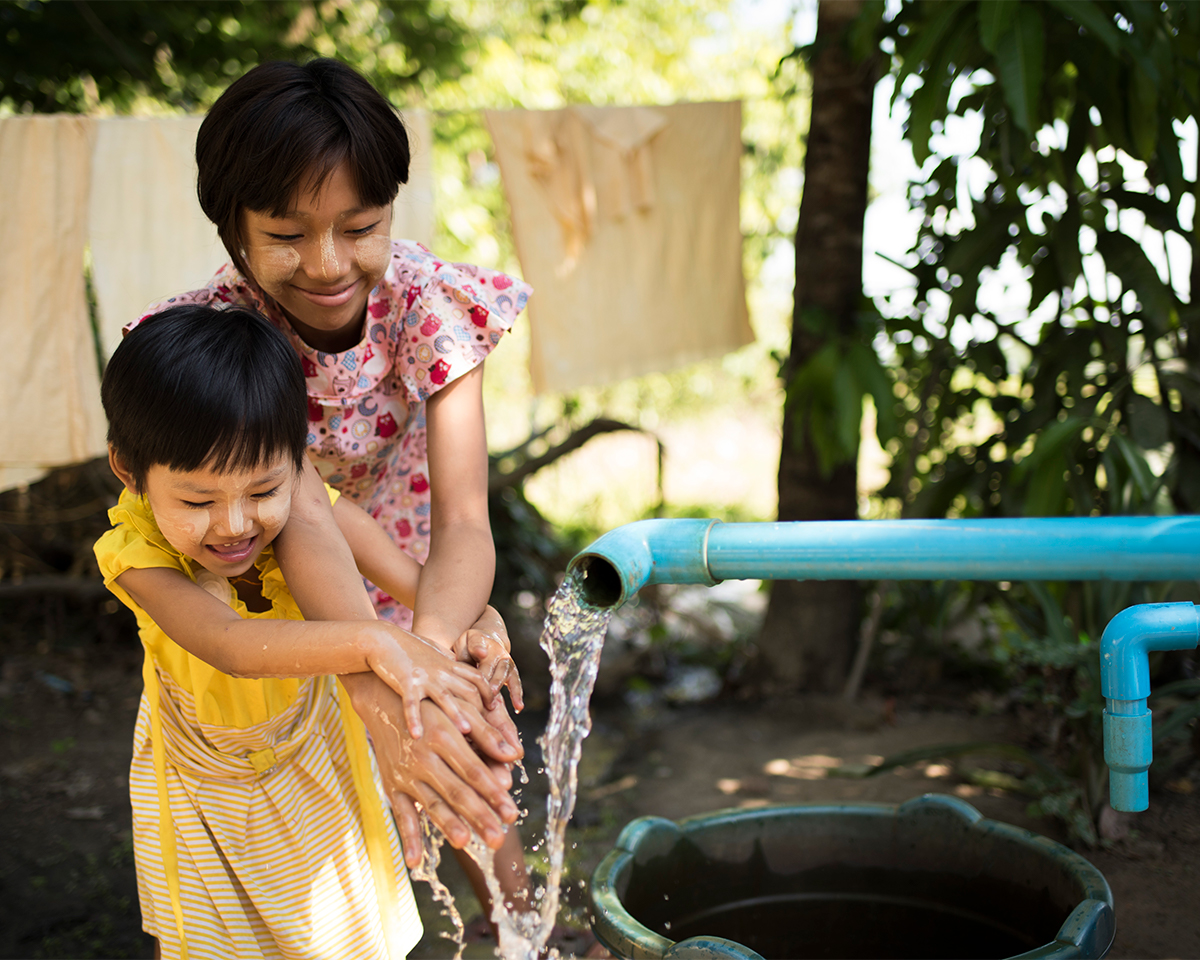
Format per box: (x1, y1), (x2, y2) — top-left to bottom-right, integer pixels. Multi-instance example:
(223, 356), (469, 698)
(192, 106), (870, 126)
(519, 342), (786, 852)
(847, 340), (898, 444)
(993, 2), (1045, 135)
(1109, 432), (1157, 502)
(785, 342), (847, 477)
(978, 0), (1018, 53)
(1127, 393), (1170, 450)
(1010, 416), (1086, 485)
(1027, 581), (1075, 646)
(1045, 0), (1124, 57)
(892, 1), (971, 103)
(1128, 62), (1160, 162)
(1094, 230), (1176, 332)
(1104, 188), (1183, 236)
(833, 362), (864, 458)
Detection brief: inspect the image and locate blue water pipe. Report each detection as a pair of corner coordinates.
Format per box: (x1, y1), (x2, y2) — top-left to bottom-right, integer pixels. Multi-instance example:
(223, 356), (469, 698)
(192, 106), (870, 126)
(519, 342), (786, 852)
(568, 516), (1200, 812)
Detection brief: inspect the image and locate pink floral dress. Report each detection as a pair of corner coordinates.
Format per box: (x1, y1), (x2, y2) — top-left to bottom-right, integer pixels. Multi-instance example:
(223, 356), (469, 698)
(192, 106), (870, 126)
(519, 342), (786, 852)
(132, 239), (531, 627)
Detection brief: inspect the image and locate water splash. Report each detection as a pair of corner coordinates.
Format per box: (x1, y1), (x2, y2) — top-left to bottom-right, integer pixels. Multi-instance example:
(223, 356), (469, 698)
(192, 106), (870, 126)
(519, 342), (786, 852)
(436, 571), (612, 960)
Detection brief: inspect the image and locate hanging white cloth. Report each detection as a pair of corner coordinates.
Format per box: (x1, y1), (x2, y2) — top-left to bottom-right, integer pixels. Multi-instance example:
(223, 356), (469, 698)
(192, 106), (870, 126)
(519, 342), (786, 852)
(88, 117), (228, 360)
(0, 116), (106, 488)
(485, 101), (753, 393)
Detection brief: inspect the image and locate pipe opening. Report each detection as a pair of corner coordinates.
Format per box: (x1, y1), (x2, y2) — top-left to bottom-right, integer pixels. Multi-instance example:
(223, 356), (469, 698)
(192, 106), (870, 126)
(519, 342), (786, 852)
(574, 555), (623, 609)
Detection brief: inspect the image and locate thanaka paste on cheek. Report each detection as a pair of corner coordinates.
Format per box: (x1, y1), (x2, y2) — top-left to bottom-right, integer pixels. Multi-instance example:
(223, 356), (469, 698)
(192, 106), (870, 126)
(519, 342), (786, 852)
(255, 492), (291, 536)
(251, 245), (301, 297)
(355, 234), (392, 284)
(154, 510), (208, 556)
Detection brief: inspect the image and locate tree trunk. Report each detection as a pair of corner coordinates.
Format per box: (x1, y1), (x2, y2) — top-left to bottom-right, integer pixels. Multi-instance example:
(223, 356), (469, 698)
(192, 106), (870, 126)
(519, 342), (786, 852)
(755, 0), (876, 693)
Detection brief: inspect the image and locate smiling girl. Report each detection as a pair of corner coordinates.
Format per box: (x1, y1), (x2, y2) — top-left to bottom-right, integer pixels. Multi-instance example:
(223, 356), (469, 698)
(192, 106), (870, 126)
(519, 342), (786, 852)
(97, 305), (526, 960)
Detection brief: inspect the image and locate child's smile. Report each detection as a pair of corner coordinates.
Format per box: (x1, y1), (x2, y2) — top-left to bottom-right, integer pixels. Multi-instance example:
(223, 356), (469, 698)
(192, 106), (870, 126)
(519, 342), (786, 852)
(117, 455), (299, 578)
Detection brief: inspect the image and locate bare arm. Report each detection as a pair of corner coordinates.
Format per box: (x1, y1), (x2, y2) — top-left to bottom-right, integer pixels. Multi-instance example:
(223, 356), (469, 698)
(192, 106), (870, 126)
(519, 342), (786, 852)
(414, 364), (496, 648)
(115, 564), (488, 737)
(333, 494), (522, 710)
(272, 461), (521, 854)
(332, 495), (421, 611)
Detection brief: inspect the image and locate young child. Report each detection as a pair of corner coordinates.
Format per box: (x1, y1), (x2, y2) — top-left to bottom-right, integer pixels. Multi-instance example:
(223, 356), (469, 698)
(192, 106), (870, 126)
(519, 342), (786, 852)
(95, 304), (522, 959)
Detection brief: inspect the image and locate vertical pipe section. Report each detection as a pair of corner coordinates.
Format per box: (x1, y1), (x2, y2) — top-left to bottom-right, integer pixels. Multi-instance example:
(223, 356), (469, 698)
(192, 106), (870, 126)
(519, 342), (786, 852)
(1100, 603), (1200, 812)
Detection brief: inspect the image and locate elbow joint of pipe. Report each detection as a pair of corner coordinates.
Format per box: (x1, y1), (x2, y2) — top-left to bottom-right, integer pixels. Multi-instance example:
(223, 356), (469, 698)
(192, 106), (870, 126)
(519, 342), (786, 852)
(1099, 602), (1199, 701)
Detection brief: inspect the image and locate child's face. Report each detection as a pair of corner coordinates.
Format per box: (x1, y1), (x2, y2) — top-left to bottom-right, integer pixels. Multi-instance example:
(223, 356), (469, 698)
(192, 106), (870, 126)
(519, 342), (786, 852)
(131, 455), (299, 578)
(240, 161), (393, 353)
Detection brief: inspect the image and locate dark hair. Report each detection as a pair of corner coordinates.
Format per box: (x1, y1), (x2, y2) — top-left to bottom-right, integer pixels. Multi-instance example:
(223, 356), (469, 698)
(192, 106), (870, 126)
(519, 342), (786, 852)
(196, 58), (409, 279)
(102, 306), (307, 491)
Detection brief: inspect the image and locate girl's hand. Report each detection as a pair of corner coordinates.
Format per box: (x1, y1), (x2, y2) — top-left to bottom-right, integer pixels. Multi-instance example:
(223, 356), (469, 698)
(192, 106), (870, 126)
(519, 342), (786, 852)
(454, 605), (524, 713)
(366, 624), (496, 739)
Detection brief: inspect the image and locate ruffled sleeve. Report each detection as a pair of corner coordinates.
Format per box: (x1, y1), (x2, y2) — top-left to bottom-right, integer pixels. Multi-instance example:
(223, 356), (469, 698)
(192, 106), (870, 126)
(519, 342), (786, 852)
(94, 490), (191, 622)
(394, 252), (532, 402)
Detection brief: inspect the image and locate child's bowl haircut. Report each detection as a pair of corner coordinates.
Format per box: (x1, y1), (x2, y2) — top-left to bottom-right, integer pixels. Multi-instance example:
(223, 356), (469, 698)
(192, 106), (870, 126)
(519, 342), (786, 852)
(102, 305), (307, 491)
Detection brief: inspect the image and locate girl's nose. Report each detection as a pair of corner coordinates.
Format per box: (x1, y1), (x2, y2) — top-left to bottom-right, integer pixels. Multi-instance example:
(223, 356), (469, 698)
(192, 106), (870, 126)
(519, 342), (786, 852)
(303, 226), (349, 282)
(218, 500), (251, 538)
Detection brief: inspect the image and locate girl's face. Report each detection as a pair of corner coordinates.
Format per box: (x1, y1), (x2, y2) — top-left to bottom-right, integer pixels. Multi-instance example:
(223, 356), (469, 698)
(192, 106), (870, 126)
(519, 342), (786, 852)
(112, 451), (299, 578)
(240, 161), (393, 353)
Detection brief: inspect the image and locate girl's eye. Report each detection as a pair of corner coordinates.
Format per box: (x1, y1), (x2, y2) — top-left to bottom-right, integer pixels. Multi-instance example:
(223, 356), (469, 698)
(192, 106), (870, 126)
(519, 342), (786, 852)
(182, 500), (213, 509)
(252, 486), (280, 501)
(349, 221), (382, 236)
(267, 232), (302, 242)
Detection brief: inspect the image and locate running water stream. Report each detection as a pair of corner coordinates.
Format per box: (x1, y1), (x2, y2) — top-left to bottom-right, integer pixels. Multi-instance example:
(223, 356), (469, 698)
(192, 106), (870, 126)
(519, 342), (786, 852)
(416, 571), (613, 959)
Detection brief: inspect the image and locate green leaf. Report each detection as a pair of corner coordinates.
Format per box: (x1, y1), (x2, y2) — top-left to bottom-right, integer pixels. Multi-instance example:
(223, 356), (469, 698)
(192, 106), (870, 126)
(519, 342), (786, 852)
(1094, 230), (1176, 332)
(893, 1), (972, 100)
(1128, 63), (1160, 161)
(1027, 582), (1075, 645)
(979, 0), (1018, 53)
(992, 2), (1045, 135)
(1045, 0), (1124, 57)
(1110, 432), (1157, 501)
(1010, 416), (1085, 484)
(847, 340), (898, 443)
(1127, 394), (1170, 449)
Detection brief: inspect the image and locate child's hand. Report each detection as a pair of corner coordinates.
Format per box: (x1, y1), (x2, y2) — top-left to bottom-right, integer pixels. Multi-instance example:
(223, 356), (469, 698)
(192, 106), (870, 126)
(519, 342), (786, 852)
(454, 605), (524, 713)
(366, 624), (496, 740)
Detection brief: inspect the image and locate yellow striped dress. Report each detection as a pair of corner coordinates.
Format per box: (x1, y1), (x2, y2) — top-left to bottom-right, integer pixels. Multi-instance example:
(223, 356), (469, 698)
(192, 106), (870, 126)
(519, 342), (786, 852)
(94, 489), (423, 960)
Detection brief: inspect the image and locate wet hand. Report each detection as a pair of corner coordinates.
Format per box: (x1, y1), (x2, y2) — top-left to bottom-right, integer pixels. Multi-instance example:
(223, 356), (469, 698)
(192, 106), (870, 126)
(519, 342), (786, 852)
(339, 674), (520, 869)
(455, 605), (525, 713)
(366, 623), (496, 739)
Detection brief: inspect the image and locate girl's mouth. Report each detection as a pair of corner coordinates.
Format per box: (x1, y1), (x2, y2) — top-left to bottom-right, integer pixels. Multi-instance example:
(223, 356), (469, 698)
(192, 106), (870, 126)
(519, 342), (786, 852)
(206, 537), (258, 564)
(294, 278), (360, 307)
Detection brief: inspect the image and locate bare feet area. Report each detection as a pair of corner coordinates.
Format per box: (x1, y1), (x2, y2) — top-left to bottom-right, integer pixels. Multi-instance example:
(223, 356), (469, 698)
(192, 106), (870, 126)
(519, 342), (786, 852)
(2, 601), (1198, 959)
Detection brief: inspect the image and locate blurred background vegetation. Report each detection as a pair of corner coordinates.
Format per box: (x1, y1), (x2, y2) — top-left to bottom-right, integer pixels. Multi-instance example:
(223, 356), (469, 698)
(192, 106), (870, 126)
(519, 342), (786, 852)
(2, 0), (1200, 845)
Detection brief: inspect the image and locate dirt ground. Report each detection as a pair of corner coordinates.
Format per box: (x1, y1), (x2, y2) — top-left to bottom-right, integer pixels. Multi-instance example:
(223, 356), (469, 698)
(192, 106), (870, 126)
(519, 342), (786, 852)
(1, 601), (1199, 959)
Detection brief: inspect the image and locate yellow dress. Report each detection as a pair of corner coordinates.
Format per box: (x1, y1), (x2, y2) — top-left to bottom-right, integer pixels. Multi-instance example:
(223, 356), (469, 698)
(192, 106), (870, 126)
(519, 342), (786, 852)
(94, 489), (422, 960)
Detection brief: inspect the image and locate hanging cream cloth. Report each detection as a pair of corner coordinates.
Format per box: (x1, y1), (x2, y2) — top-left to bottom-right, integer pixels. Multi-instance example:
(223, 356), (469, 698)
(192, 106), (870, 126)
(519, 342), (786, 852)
(88, 110), (435, 362)
(0, 111), (436, 492)
(0, 116), (106, 489)
(485, 101), (753, 393)
(88, 117), (228, 361)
